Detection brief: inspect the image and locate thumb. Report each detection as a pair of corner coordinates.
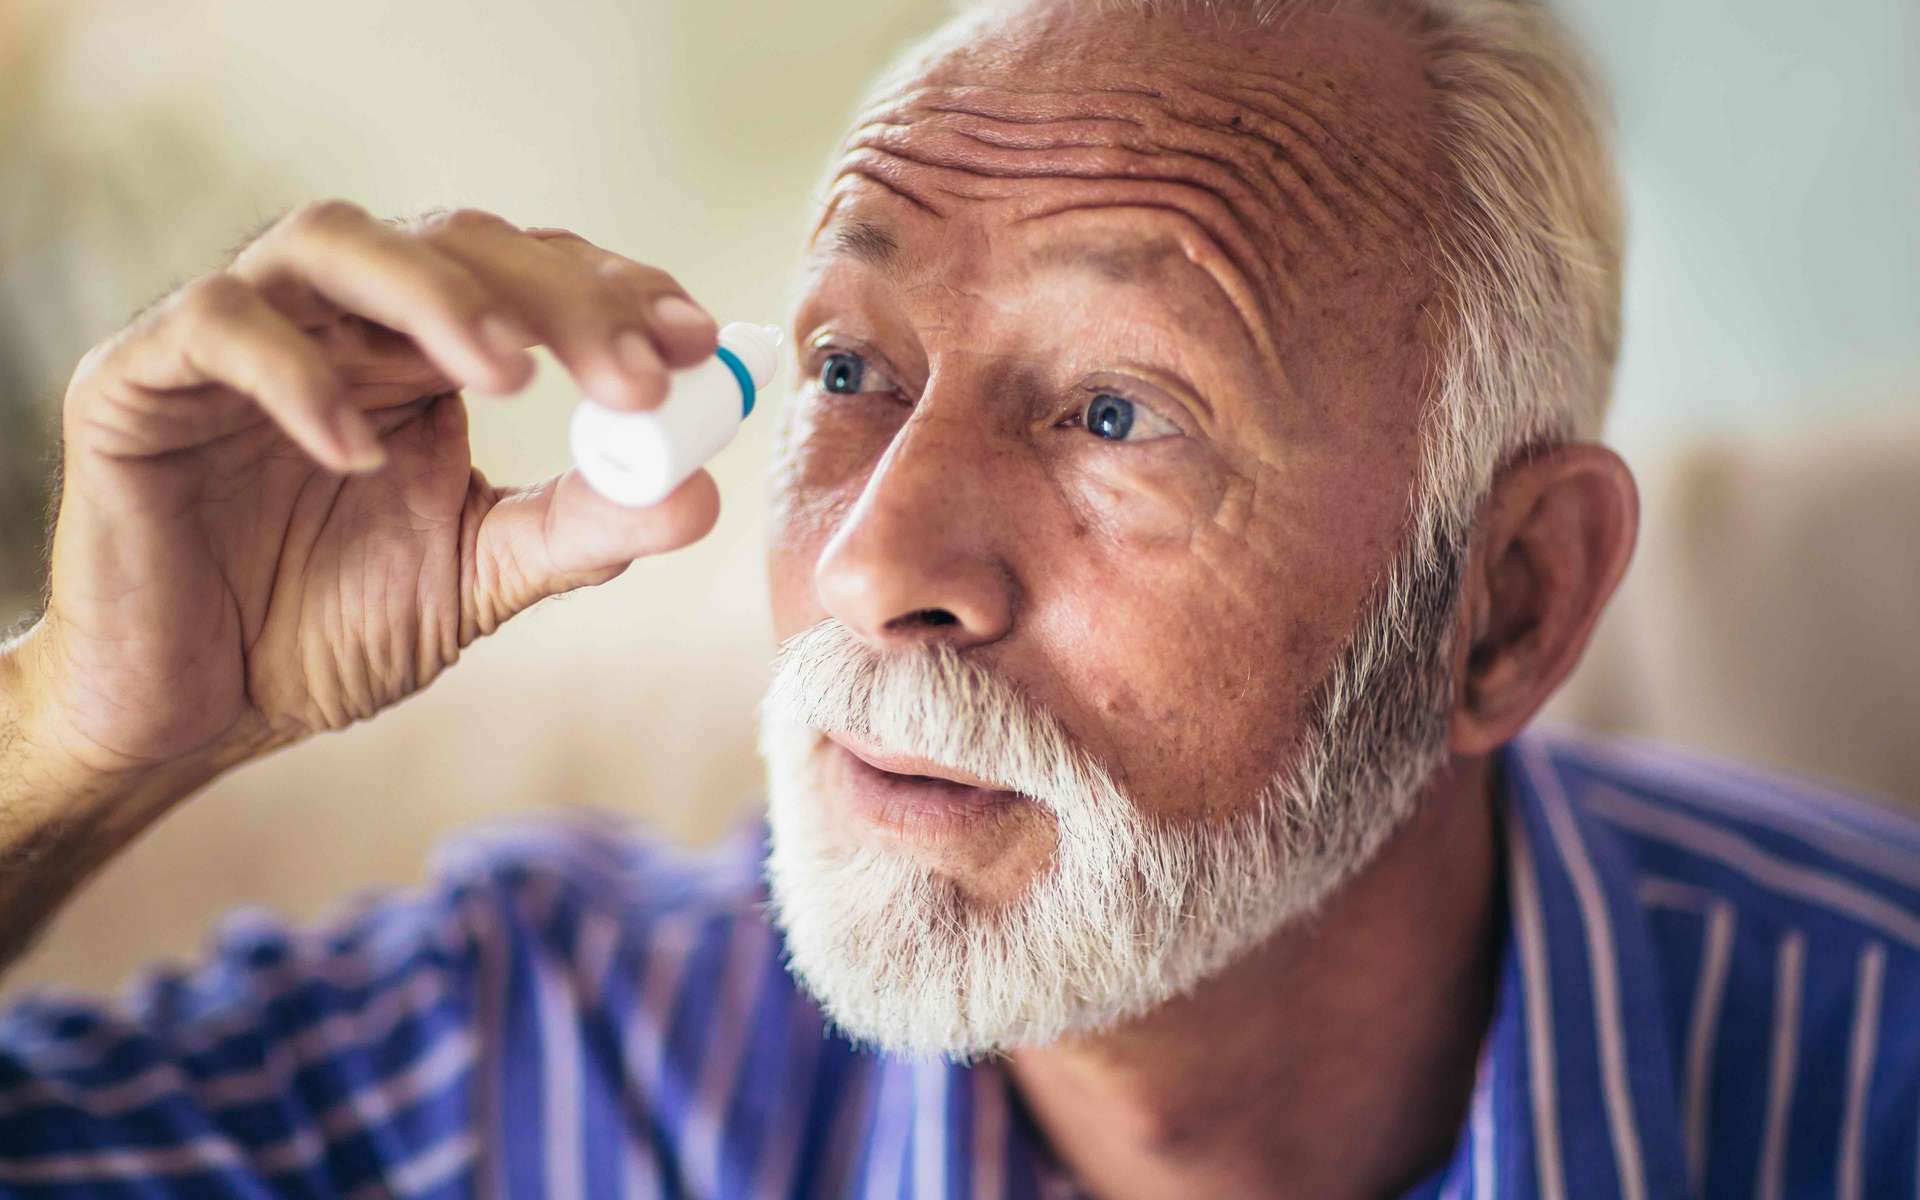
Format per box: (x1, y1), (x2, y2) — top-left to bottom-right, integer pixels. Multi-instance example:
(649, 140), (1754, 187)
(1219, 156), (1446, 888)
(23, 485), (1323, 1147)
(469, 467), (720, 633)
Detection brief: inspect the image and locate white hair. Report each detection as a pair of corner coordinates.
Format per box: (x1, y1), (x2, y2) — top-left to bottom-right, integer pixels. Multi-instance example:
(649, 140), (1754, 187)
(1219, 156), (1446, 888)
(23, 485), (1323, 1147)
(961, 0), (1627, 566)
(756, 0), (1620, 1059)
(758, 520), (1462, 1059)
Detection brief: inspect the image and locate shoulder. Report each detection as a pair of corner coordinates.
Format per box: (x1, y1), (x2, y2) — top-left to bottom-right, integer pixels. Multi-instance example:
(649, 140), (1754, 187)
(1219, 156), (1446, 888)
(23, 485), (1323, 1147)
(428, 808), (772, 929)
(1511, 726), (1920, 1180)
(1512, 724), (1920, 948)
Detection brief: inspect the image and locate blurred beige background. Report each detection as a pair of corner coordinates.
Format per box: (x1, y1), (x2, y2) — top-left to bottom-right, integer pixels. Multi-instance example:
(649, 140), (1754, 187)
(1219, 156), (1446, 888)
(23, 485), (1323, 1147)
(1, 0), (1915, 999)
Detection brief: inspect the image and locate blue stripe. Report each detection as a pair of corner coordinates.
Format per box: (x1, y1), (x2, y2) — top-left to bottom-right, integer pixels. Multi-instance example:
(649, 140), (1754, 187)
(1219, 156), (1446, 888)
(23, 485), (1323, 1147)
(1, 733), (1917, 1196)
(494, 868), (552, 1197)
(1862, 950), (1920, 1195)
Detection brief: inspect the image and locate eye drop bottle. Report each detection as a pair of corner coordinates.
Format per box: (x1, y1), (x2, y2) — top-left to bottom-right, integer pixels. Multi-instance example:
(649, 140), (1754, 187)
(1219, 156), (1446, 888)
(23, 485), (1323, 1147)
(568, 321), (782, 508)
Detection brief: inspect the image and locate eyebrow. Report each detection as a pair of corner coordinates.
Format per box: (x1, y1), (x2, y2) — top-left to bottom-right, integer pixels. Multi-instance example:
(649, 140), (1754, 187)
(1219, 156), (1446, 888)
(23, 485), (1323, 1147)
(828, 219), (900, 271)
(826, 219), (1185, 286)
(815, 216), (1277, 369)
(1028, 236), (1186, 284)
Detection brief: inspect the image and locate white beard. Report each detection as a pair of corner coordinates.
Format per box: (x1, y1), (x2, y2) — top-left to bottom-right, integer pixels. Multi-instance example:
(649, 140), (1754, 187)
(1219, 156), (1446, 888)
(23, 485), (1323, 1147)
(758, 537), (1463, 1061)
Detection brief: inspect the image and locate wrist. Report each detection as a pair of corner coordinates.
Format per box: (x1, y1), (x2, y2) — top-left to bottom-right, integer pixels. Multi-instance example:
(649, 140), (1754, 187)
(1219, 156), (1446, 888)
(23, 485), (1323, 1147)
(1, 618), (174, 806)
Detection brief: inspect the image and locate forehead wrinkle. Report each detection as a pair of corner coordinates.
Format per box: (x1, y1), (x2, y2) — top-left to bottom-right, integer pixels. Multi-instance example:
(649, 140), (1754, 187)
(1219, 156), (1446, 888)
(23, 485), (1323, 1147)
(1189, 73), (1434, 230)
(843, 106), (1293, 314)
(902, 75), (1430, 251)
(821, 153), (950, 226)
(1014, 201), (1283, 371)
(923, 104), (1334, 268)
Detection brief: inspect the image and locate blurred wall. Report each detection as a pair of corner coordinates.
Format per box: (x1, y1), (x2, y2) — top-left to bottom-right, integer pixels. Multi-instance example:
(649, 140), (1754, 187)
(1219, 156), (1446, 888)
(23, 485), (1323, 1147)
(0, 0), (1914, 997)
(1556, 0), (1920, 459)
(0, 0), (952, 995)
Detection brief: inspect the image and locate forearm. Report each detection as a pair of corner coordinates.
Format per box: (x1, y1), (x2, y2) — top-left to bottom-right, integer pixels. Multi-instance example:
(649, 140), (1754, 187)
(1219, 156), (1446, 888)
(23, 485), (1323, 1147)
(0, 620), (217, 976)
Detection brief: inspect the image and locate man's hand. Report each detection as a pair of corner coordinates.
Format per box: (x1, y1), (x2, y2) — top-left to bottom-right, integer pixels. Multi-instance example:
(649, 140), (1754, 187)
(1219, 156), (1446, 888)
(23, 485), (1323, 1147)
(21, 200), (726, 787)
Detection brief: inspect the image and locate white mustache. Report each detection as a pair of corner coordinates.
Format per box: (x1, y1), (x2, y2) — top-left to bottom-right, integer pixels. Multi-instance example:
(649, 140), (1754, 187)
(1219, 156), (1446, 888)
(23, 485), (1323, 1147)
(760, 619), (1125, 816)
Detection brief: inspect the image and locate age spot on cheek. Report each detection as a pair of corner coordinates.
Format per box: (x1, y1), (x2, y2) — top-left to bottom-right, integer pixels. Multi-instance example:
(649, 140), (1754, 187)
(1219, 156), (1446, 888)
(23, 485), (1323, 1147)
(1098, 686), (1140, 720)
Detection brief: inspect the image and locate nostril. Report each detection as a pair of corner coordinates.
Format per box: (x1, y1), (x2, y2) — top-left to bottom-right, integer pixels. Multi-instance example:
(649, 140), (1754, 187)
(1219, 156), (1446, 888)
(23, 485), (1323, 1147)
(887, 608), (959, 631)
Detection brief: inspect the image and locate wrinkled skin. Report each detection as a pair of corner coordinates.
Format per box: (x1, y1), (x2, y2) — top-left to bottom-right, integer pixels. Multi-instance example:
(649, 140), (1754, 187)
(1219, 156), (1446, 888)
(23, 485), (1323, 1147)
(771, 6), (1442, 896)
(0, 0), (1635, 1194)
(766, 6), (1635, 1198)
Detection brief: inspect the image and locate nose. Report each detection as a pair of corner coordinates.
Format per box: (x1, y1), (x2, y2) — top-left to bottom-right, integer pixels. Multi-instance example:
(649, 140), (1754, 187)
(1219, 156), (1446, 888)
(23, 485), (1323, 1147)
(813, 416), (1017, 651)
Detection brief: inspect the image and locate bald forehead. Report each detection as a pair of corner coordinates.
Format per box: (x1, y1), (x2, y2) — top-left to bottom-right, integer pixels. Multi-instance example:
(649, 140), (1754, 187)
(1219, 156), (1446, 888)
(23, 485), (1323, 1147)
(813, 1), (1444, 341)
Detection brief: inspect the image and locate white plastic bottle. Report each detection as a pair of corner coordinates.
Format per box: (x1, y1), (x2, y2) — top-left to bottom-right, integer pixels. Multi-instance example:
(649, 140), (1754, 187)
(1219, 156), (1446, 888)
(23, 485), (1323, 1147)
(568, 321), (782, 508)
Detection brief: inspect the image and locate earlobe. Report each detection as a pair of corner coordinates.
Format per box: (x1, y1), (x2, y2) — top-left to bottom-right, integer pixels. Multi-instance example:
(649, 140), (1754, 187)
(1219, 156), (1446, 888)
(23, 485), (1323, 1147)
(1449, 445), (1638, 755)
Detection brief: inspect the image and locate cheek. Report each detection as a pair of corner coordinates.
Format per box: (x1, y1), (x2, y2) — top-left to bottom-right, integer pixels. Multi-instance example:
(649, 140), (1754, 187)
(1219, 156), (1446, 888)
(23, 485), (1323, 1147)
(1024, 463), (1329, 818)
(1029, 558), (1317, 819)
(1051, 444), (1229, 546)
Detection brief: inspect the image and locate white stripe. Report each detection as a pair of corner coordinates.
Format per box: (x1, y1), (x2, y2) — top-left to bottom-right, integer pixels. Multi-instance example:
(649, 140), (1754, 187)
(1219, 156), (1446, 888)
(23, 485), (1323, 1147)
(0, 1137), (244, 1183)
(970, 1066), (1009, 1200)
(342, 1133), (480, 1200)
(1506, 802), (1567, 1200)
(0, 966), (454, 1119)
(818, 1058), (882, 1192)
(629, 915), (699, 1088)
(1471, 1045), (1497, 1200)
(17, 902), (470, 1076)
(573, 907), (623, 1014)
(1758, 932), (1806, 1200)
(1547, 726), (1920, 891)
(1637, 876), (1715, 912)
(1839, 942), (1887, 1200)
(864, 1064), (912, 1200)
(1441, 1045), (1497, 1200)
(620, 1121), (662, 1200)
(914, 1061), (950, 1200)
(1681, 899), (1736, 1192)
(1522, 742), (1647, 1200)
(683, 918), (775, 1199)
(1586, 788), (1920, 948)
(618, 916), (703, 1200)
(531, 884), (586, 1200)
(252, 1030), (477, 1174)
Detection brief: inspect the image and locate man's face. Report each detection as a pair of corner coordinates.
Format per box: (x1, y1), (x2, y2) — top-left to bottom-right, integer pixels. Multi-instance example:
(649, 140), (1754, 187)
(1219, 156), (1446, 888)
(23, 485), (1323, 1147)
(759, 3), (1455, 1052)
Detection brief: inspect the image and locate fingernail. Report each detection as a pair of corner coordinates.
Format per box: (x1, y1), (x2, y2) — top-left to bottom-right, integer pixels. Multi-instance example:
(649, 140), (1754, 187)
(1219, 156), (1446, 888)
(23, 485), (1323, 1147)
(478, 313), (533, 360)
(650, 294), (716, 343)
(615, 329), (662, 380)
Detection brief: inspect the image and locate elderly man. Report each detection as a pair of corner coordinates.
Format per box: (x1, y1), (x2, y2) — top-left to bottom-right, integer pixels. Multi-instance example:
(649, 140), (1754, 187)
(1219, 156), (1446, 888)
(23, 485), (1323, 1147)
(1, 0), (1915, 1195)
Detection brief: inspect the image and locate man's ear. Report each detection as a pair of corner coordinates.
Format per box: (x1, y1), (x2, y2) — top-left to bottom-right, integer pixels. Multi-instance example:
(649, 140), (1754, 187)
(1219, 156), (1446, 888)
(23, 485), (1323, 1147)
(1449, 444), (1639, 755)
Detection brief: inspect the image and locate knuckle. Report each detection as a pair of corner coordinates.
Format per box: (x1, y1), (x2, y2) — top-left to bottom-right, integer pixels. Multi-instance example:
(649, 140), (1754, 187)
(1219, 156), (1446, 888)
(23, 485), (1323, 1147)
(66, 337), (118, 395)
(591, 260), (677, 320)
(282, 197), (370, 239)
(594, 256), (672, 294)
(525, 225), (591, 248)
(173, 273), (254, 328)
(429, 206), (514, 240)
(414, 257), (493, 320)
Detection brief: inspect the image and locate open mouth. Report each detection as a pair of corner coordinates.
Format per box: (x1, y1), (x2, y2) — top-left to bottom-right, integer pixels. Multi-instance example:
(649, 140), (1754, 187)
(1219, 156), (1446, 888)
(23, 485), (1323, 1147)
(822, 731), (1022, 838)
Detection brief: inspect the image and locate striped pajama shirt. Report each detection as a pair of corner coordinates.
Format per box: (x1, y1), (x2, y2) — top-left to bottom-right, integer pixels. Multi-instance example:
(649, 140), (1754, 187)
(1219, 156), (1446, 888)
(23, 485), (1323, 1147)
(1, 726), (1917, 1198)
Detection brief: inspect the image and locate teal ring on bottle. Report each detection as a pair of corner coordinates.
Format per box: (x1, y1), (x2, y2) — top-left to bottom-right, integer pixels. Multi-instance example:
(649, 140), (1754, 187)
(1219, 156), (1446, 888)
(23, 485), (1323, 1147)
(714, 345), (757, 419)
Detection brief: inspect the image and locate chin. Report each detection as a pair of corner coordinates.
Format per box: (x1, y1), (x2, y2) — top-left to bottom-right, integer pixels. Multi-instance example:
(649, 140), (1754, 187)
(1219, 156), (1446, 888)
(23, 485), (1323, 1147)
(755, 710), (1346, 1061)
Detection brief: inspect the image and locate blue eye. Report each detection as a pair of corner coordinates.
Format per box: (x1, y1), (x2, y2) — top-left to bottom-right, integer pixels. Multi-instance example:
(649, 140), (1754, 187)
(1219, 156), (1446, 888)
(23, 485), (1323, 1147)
(1086, 393), (1136, 441)
(820, 352), (865, 394)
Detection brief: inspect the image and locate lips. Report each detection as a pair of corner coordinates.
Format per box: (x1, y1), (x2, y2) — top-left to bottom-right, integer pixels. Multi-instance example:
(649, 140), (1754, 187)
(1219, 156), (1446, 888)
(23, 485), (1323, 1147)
(821, 731), (1021, 839)
(825, 732), (1006, 791)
